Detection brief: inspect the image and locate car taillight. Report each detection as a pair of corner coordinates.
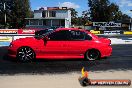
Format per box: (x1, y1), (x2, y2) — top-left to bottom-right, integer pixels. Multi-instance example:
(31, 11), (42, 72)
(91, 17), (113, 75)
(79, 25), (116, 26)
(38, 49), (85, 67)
(109, 39), (111, 46)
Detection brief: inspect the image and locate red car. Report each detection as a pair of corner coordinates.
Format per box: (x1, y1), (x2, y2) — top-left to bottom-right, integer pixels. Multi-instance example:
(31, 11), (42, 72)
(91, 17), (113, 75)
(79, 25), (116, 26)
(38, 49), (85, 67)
(8, 28), (112, 62)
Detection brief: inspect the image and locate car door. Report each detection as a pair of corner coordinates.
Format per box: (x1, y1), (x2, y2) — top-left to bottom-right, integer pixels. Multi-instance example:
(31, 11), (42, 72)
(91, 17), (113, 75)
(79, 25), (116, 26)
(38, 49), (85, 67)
(65, 30), (93, 57)
(41, 30), (71, 58)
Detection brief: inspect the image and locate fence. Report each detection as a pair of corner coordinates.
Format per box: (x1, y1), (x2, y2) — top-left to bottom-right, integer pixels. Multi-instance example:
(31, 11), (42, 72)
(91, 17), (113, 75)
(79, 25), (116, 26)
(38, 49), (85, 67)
(0, 29), (35, 46)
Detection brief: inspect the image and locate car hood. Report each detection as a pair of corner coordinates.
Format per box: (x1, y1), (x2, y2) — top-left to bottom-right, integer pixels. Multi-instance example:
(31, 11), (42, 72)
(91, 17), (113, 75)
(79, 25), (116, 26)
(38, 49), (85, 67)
(16, 37), (36, 42)
(12, 37), (42, 45)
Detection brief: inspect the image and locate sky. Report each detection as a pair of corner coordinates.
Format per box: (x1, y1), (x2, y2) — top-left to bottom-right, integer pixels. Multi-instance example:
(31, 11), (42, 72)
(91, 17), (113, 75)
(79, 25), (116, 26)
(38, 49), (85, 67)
(30, 0), (132, 17)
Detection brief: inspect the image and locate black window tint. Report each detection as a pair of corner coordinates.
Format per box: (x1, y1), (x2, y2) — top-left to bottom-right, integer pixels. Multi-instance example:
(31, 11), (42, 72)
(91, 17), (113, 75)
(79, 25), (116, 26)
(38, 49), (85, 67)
(70, 31), (85, 40)
(35, 29), (49, 36)
(85, 34), (92, 40)
(48, 30), (71, 40)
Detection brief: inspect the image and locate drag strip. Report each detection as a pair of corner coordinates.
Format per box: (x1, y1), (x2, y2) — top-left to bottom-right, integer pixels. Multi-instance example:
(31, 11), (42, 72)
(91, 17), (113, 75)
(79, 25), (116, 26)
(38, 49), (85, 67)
(0, 44), (132, 75)
(98, 35), (132, 44)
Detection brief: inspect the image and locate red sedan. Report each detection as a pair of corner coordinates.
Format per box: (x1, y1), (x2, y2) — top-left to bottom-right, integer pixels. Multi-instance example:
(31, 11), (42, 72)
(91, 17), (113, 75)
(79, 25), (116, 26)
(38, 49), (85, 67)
(8, 28), (112, 62)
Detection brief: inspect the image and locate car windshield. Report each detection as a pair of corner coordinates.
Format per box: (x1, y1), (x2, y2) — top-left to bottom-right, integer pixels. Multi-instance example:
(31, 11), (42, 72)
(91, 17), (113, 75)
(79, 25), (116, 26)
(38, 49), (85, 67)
(34, 28), (56, 39)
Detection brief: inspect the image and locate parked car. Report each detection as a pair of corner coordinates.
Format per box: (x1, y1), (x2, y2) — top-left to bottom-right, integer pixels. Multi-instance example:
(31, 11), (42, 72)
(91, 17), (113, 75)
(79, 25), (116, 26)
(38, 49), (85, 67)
(8, 28), (112, 62)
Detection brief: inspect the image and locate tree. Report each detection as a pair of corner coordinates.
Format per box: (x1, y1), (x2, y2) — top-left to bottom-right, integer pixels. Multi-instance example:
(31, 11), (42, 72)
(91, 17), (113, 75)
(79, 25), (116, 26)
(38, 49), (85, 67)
(0, 0), (31, 28)
(81, 10), (90, 25)
(88, 0), (111, 22)
(11, 0), (31, 28)
(121, 14), (131, 20)
(88, 0), (131, 22)
(70, 8), (78, 25)
(70, 8), (78, 18)
(108, 3), (123, 21)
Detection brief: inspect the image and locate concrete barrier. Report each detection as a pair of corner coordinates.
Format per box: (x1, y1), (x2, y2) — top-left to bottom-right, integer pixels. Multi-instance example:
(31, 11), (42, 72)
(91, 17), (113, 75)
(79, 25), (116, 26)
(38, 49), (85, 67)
(0, 29), (35, 46)
(103, 30), (123, 34)
(90, 30), (100, 34)
(90, 30), (132, 35)
(90, 30), (124, 35)
(124, 31), (132, 35)
(0, 36), (13, 46)
(0, 35), (34, 47)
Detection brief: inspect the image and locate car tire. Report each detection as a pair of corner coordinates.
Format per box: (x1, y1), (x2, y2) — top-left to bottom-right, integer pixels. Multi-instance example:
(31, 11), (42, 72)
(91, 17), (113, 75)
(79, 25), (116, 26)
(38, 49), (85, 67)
(85, 49), (100, 61)
(17, 46), (35, 62)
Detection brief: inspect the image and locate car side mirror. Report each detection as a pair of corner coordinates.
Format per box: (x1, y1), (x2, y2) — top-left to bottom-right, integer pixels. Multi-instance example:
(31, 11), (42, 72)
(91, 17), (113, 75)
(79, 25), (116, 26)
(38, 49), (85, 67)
(35, 35), (42, 40)
(43, 36), (49, 46)
(43, 36), (49, 40)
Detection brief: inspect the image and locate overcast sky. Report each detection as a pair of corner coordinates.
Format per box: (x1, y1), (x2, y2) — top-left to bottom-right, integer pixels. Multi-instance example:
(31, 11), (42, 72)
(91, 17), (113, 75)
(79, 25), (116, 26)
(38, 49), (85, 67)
(30, 0), (132, 17)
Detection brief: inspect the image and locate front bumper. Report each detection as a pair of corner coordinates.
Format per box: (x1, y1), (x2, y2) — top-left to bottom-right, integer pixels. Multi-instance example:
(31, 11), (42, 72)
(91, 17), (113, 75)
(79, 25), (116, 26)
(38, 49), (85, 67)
(8, 47), (17, 58)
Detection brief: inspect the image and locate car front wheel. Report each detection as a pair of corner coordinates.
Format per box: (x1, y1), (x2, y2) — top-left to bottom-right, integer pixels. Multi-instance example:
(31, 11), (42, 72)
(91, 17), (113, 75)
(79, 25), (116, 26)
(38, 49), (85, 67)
(85, 49), (100, 61)
(17, 47), (35, 62)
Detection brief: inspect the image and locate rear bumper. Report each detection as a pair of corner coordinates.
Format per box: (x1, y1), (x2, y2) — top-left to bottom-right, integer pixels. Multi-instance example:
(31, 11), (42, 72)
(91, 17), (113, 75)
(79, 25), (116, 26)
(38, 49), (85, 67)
(101, 46), (112, 58)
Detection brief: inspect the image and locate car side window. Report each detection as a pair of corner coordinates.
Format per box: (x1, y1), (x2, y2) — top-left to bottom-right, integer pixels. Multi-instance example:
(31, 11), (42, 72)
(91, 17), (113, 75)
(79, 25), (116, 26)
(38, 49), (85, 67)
(85, 34), (92, 40)
(48, 30), (71, 41)
(70, 30), (85, 40)
(35, 29), (48, 36)
(70, 30), (92, 40)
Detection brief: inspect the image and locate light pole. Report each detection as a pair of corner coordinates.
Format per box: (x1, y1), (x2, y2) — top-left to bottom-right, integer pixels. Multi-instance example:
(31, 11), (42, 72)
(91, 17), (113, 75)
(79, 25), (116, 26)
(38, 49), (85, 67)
(130, 10), (132, 31)
(4, 2), (7, 28)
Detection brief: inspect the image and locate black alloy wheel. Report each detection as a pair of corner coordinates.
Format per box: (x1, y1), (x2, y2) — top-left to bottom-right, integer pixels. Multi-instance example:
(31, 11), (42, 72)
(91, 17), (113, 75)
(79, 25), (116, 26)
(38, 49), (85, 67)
(85, 49), (100, 61)
(17, 47), (35, 62)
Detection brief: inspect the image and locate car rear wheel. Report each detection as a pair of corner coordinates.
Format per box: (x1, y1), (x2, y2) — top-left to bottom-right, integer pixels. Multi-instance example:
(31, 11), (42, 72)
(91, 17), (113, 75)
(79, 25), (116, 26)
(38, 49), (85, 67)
(17, 47), (35, 62)
(85, 49), (100, 61)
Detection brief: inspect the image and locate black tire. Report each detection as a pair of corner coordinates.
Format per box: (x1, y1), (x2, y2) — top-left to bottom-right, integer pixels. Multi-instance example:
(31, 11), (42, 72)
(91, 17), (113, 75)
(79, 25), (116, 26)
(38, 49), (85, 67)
(85, 49), (100, 61)
(17, 46), (35, 62)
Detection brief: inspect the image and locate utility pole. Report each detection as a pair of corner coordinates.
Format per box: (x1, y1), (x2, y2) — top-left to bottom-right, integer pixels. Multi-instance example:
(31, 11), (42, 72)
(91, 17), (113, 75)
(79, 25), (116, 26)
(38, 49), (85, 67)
(4, 2), (7, 28)
(130, 10), (132, 31)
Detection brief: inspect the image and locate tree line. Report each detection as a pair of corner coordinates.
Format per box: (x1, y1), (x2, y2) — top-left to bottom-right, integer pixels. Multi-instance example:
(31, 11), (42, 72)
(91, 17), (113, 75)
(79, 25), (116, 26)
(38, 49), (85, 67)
(71, 0), (131, 26)
(0, 0), (131, 28)
(0, 0), (32, 28)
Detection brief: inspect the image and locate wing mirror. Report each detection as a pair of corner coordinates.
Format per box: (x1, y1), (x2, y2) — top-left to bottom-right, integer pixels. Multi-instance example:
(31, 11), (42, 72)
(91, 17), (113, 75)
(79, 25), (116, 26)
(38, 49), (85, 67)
(43, 36), (49, 40)
(43, 36), (49, 46)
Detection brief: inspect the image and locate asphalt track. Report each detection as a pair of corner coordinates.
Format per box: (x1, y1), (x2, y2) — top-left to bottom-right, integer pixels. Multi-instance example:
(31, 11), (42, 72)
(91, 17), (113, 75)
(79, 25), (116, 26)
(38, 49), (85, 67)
(0, 35), (132, 75)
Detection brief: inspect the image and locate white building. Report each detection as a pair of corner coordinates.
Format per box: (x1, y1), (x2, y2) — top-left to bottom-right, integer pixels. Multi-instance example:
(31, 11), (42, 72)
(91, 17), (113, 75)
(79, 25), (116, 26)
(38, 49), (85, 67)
(25, 7), (71, 28)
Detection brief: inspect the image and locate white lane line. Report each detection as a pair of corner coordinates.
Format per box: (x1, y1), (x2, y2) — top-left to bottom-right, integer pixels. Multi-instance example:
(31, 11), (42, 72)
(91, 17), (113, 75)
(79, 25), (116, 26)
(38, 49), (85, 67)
(109, 38), (132, 44)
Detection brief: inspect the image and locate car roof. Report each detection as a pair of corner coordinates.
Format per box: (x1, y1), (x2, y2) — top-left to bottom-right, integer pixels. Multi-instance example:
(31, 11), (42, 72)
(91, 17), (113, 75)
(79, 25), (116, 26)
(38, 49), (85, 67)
(56, 28), (86, 31)
(55, 28), (91, 34)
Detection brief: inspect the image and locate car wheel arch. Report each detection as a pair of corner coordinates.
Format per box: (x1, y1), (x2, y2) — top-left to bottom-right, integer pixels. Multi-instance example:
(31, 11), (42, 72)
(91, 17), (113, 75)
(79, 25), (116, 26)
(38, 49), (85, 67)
(17, 46), (35, 52)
